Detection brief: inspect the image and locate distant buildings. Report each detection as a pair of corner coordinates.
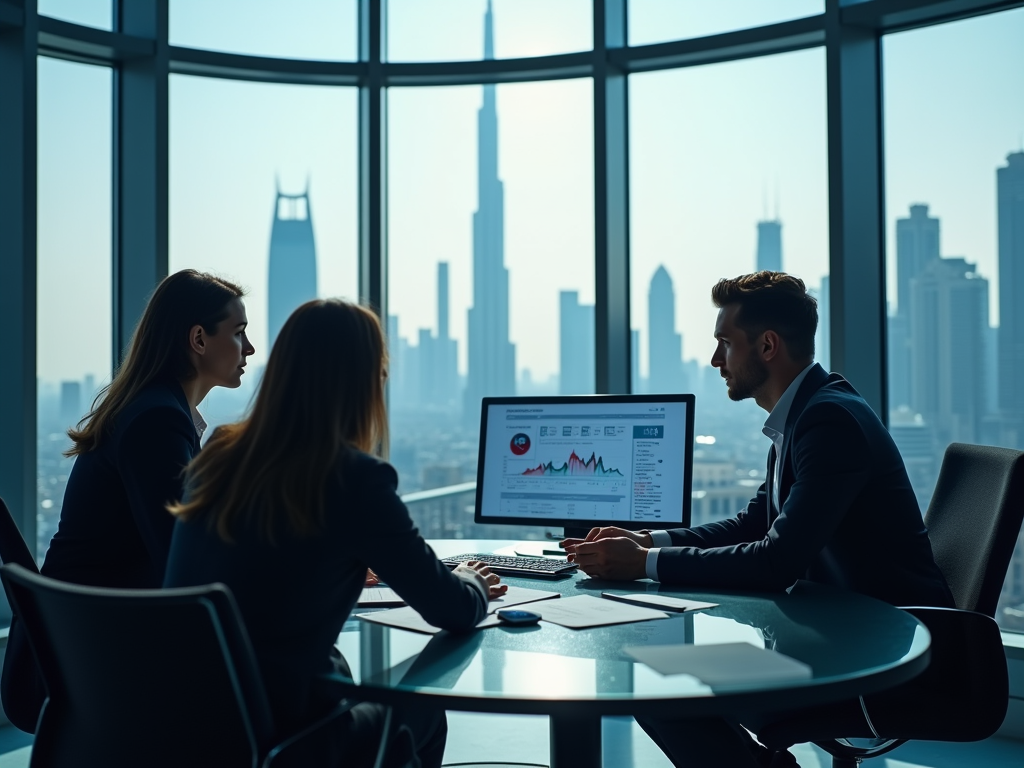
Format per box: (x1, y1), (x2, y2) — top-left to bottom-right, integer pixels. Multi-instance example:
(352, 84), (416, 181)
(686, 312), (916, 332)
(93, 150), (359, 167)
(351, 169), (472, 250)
(997, 151), (1024, 435)
(559, 291), (594, 395)
(756, 219), (783, 272)
(267, 186), (317, 350)
(909, 257), (989, 445)
(59, 381), (81, 428)
(648, 265), (684, 394)
(464, 0), (516, 421)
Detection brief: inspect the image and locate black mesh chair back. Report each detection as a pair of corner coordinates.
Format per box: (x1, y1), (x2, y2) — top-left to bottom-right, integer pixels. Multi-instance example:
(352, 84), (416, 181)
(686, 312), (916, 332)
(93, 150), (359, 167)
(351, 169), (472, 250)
(0, 497), (38, 572)
(923, 442), (1024, 617)
(0, 564), (277, 768)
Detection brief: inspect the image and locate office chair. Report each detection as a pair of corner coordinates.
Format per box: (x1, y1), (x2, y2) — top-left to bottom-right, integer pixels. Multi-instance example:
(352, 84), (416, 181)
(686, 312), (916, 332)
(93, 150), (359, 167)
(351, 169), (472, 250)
(0, 564), (412, 768)
(760, 442), (1024, 767)
(0, 496), (38, 573)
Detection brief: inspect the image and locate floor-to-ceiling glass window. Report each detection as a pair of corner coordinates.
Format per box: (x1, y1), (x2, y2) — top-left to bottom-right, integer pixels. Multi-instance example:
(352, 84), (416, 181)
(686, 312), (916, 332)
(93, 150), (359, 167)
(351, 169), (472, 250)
(170, 0), (357, 61)
(629, 48), (829, 530)
(387, 70), (594, 538)
(169, 76), (358, 433)
(883, 7), (1024, 632)
(628, 0), (824, 46)
(36, 58), (113, 562)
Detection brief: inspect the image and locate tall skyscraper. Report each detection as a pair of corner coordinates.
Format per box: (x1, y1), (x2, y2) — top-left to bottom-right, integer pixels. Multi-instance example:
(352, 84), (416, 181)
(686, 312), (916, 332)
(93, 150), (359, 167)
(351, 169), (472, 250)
(648, 265), (684, 394)
(896, 204), (940, 318)
(756, 220), (782, 272)
(909, 257), (989, 445)
(997, 152), (1024, 431)
(559, 291), (594, 395)
(464, 0), (516, 422)
(268, 185), (317, 349)
(889, 203), (941, 412)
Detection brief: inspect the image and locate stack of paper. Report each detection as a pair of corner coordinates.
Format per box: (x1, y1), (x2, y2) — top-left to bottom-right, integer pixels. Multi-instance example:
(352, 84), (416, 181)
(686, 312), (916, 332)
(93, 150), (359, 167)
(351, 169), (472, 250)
(530, 595), (669, 629)
(623, 642), (813, 688)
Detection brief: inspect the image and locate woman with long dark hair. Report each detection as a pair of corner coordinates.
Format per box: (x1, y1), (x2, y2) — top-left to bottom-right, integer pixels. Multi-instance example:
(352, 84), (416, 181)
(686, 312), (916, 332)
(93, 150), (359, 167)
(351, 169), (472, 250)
(1, 269), (255, 732)
(164, 299), (504, 768)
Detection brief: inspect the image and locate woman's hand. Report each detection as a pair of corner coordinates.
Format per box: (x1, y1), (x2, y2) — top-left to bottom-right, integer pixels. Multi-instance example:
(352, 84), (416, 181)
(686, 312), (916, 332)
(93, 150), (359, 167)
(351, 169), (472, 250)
(465, 560), (508, 599)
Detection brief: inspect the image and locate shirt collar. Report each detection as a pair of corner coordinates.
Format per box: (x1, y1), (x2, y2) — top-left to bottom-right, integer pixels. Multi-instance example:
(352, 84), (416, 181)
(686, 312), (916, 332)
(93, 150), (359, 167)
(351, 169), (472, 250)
(192, 411), (208, 440)
(763, 362), (817, 439)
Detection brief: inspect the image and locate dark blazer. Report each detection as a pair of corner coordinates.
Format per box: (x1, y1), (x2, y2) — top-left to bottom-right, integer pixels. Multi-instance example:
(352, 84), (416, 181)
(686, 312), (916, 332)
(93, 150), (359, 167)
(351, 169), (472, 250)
(163, 449), (488, 736)
(40, 378), (200, 588)
(655, 364), (955, 608)
(2, 378), (199, 733)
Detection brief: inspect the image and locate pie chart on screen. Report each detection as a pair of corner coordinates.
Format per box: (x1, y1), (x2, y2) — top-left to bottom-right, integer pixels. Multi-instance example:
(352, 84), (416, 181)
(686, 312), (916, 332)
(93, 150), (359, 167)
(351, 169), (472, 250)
(510, 433), (531, 455)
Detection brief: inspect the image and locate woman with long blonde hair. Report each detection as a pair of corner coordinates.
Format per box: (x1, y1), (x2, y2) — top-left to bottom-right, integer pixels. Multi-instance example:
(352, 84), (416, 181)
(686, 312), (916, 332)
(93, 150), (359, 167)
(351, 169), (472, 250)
(1, 269), (255, 733)
(165, 299), (503, 768)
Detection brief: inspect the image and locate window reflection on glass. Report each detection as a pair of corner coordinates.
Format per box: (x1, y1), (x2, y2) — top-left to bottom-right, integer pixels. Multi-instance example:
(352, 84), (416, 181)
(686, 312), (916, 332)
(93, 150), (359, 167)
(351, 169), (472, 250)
(170, 0), (357, 61)
(169, 76), (358, 433)
(38, 0), (112, 30)
(386, 0), (591, 61)
(883, 8), (1024, 632)
(36, 58), (113, 562)
(629, 49), (829, 531)
(628, 0), (824, 47)
(388, 68), (593, 538)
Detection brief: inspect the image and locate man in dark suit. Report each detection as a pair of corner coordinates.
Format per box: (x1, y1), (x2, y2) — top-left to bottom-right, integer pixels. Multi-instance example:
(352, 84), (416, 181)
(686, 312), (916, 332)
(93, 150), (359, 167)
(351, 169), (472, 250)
(562, 271), (953, 767)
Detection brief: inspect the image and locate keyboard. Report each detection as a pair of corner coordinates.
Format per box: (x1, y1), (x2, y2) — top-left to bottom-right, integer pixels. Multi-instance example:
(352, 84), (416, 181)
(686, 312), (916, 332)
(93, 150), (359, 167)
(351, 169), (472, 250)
(441, 553), (577, 578)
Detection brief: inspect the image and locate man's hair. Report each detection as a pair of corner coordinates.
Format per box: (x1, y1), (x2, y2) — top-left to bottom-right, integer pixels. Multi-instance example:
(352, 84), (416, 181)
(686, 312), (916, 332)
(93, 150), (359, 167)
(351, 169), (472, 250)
(711, 271), (818, 362)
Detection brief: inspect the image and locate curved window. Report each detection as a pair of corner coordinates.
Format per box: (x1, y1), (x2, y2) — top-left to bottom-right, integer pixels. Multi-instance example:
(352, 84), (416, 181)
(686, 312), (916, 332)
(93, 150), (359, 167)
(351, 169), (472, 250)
(170, 0), (357, 61)
(883, 7), (1024, 632)
(386, 0), (592, 61)
(628, 0), (823, 47)
(169, 76), (358, 432)
(36, 58), (113, 562)
(629, 48), (829, 527)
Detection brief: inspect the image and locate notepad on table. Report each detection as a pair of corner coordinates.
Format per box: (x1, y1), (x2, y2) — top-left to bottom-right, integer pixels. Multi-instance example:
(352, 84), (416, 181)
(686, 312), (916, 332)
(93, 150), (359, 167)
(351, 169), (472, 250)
(624, 642), (813, 688)
(602, 591), (718, 613)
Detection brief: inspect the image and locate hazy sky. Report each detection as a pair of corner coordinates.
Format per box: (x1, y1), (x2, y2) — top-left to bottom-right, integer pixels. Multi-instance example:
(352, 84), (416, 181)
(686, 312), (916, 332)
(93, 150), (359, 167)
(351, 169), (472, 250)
(35, 0), (1023, 386)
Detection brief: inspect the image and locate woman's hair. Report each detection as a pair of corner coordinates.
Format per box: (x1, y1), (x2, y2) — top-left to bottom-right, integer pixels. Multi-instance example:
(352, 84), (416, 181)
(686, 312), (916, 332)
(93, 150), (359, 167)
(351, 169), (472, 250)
(711, 271), (818, 362)
(66, 270), (245, 457)
(168, 299), (390, 542)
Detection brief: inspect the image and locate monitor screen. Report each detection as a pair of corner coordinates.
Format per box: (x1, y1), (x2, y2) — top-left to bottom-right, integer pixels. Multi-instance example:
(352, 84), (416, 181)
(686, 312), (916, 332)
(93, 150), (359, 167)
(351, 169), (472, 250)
(474, 395), (694, 531)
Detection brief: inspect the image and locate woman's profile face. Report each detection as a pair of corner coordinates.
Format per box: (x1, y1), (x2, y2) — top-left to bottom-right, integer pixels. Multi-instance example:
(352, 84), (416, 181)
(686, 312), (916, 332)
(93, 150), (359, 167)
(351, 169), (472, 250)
(194, 298), (255, 389)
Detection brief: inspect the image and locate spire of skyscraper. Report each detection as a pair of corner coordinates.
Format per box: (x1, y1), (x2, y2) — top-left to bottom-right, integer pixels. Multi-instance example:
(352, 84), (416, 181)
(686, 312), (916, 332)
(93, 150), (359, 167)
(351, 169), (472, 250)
(464, 1), (516, 422)
(267, 184), (317, 349)
(484, 0), (494, 60)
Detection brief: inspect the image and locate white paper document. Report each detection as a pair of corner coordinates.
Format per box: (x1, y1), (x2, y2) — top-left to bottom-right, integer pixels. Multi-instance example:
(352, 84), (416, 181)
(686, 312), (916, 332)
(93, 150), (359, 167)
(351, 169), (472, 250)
(358, 606), (503, 635)
(602, 592), (718, 613)
(623, 642), (813, 688)
(486, 585), (560, 613)
(530, 595), (669, 629)
(357, 587), (405, 608)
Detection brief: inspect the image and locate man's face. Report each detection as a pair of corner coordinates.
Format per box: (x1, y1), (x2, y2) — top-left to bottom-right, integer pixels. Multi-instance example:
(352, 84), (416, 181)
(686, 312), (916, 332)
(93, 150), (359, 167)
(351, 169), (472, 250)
(710, 304), (769, 402)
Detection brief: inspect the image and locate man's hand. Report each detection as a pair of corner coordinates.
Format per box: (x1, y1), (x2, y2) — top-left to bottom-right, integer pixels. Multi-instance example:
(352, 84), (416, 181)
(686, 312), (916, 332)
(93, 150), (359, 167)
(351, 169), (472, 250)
(563, 536), (649, 581)
(465, 560), (509, 599)
(364, 568), (379, 587)
(560, 526), (653, 551)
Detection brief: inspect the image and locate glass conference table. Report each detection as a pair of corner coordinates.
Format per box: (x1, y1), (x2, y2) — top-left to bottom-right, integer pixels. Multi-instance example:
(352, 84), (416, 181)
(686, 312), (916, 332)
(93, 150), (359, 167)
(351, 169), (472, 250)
(334, 540), (931, 768)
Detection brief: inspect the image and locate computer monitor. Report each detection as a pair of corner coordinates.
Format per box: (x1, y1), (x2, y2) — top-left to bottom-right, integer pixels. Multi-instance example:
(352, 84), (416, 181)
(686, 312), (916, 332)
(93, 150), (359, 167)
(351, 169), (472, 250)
(474, 395), (695, 538)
